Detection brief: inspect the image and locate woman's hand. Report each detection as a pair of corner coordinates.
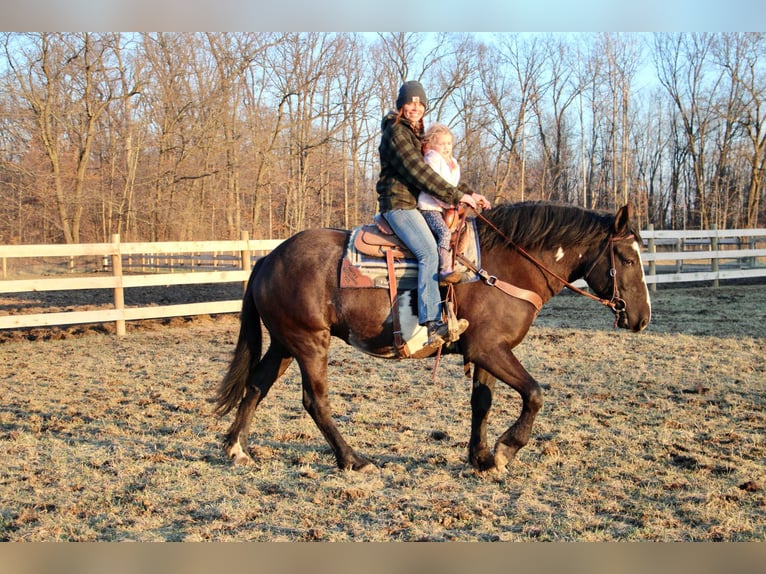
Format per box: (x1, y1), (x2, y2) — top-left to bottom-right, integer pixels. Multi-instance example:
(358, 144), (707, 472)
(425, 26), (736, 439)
(460, 192), (491, 211)
(473, 193), (492, 210)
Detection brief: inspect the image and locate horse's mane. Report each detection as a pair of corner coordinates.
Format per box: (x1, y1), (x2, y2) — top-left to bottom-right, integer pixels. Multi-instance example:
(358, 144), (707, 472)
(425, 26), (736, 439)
(478, 201), (639, 251)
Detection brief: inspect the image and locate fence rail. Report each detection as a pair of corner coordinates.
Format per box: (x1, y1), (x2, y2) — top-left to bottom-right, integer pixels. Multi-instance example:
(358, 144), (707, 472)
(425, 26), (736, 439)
(1, 227), (765, 335)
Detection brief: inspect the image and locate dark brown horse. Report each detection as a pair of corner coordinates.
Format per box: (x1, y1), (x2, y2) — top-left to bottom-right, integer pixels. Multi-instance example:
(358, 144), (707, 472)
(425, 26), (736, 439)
(213, 201), (651, 472)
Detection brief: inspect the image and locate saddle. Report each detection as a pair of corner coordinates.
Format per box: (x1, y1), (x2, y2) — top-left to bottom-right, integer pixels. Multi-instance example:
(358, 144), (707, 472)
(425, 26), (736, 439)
(352, 208), (464, 260)
(352, 213), (410, 259)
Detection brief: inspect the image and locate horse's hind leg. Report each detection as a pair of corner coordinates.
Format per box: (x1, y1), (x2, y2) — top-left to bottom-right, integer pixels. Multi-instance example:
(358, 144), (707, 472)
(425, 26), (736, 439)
(224, 344), (292, 464)
(296, 331), (375, 472)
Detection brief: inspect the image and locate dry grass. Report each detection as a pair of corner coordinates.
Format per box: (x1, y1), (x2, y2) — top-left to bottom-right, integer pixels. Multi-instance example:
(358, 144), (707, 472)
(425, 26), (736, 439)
(0, 286), (764, 541)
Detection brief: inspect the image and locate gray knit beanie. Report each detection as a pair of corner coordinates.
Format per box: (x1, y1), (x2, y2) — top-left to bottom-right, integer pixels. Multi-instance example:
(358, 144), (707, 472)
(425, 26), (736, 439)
(396, 80), (427, 110)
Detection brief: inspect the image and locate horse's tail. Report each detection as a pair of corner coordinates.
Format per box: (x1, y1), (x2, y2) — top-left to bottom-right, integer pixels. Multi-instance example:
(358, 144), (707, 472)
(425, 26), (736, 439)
(212, 258), (264, 417)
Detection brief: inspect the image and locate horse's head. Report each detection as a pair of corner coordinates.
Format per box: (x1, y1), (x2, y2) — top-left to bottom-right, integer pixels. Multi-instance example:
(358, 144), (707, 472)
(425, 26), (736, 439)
(583, 204), (652, 332)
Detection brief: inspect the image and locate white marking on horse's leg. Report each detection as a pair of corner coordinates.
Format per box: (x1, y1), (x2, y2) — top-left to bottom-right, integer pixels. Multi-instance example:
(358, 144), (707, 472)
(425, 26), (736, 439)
(226, 440), (253, 465)
(554, 246), (565, 262)
(493, 450), (509, 472)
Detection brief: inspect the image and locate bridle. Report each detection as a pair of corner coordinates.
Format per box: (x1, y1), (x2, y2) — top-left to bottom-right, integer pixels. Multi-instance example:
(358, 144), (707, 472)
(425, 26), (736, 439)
(581, 233), (631, 316)
(472, 211), (631, 323)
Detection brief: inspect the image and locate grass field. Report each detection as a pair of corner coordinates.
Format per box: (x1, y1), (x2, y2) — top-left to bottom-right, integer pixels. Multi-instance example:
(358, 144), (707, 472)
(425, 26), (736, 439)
(0, 285), (764, 541)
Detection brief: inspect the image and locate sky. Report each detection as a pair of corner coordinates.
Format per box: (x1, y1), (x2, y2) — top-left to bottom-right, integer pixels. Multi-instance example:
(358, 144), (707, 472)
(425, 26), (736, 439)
(3, 0), (765, 31)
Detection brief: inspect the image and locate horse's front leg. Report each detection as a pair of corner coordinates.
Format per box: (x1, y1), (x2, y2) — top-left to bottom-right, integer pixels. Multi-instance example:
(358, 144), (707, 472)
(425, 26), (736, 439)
(471, 351), (543, 472)
(494, 353), (543, 471)
(469, 367), (497, 471)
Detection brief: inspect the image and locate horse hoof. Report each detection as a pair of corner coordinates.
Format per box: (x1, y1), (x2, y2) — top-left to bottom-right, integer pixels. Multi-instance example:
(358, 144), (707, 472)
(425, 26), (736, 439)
(231, 453), (253, 466)
(226, 442), (253, 465)
(356, 462), (379, 474)
(492, 451), (509, 472)
(343, 457), (378, 473)
(470, 449), (497, 472)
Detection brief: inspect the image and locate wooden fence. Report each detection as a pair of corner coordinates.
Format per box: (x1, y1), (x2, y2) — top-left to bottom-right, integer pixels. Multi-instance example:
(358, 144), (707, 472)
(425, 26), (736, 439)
(0, 232), (282, 336)
(641, 225), (766, 289)
(1, 227), (765, 335)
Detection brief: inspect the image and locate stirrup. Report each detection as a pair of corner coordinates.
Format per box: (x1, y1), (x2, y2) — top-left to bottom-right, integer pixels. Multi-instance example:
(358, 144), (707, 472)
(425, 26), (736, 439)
(448, 318), (469, 342)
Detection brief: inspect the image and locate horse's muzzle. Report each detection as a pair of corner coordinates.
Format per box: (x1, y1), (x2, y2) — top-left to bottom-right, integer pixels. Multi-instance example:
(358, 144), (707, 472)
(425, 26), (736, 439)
(614, 304), (650, 332)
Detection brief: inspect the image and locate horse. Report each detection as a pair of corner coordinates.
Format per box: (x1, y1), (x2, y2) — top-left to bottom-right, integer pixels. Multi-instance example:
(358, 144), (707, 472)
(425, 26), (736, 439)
(212, 201), (651, 473)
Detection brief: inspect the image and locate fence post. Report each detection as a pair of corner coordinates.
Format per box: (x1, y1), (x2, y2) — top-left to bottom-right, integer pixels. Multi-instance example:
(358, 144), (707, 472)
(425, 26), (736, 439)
(240, 230), (251, 293)
(111, 233), (126, 337)
(711, 224), (719, 288)
(647, 224), (656, 293)
(748, 236), (756, 268)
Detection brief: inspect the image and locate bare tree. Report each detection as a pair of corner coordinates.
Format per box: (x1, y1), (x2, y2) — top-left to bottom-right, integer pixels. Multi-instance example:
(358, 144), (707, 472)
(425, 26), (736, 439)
(716, 32), (766, 228)
(3, 33), (121, 243)
(601, 33), (643, 209)
(633, 88), (673, 227)
(0, 35), (37, 242)
(531, 34), (581, 202)
(261, 33), (348, 234)
(204, 33), (278, 238)
(140, 33), (222, 240)
(331, 33), (378, 228)
(477, 34), (545, 203)
(3, 32), (766, 245)
(370, 32), (427, 110)
(654, 32), (724, 228)
(434, 35), (492, 196)
(575, 34), (611, 209)
(238, 33), (288, 239)
(95, 33), (145, 241)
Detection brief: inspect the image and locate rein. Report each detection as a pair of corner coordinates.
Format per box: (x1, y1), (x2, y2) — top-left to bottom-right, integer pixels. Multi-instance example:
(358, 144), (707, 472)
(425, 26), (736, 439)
(471, 210), (630, 317)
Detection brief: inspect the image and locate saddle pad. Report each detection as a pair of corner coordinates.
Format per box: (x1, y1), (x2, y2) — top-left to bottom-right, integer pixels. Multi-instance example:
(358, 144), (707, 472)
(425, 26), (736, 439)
(340, 218), (482, 290)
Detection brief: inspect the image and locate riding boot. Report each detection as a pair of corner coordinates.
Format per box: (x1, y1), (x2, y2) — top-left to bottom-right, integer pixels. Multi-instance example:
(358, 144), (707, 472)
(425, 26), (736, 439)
(438, 248), (462, 284)
(425, 317), (469, 347)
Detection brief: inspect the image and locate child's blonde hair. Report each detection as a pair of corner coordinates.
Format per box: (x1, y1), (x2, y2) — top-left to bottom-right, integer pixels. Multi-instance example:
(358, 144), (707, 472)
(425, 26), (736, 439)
(423, 123), (454, 148)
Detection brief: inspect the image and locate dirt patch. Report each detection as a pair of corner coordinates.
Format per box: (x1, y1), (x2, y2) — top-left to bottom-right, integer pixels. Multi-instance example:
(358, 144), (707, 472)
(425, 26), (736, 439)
(0, 285), (764, 541)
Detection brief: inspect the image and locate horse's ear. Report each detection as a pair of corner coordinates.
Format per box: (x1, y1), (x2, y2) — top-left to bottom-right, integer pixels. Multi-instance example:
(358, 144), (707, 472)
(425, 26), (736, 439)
(614, 204), (634, 235)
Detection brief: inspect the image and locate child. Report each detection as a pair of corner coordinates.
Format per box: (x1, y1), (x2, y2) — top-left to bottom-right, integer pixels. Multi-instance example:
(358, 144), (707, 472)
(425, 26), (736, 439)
(419, 123), (465, 283)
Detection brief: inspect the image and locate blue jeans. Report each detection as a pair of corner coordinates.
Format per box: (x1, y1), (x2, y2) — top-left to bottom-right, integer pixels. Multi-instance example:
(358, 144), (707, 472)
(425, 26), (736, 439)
(383, 209), (441, 325)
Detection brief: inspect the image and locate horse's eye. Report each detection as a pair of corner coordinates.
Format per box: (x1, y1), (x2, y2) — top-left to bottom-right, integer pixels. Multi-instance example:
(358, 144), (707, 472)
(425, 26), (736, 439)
(620, 257), (635, 267)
